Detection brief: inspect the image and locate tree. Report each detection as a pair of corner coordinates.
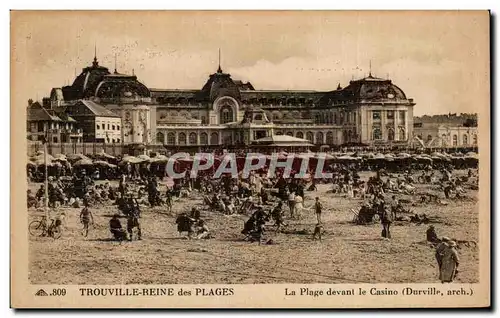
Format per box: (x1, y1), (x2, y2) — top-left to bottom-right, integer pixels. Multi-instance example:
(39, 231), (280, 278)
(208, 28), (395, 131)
(463, 118), (478, 127)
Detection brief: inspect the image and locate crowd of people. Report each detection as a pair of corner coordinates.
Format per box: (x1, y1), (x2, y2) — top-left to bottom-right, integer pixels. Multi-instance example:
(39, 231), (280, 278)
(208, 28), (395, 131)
(28, 149), (477, 283)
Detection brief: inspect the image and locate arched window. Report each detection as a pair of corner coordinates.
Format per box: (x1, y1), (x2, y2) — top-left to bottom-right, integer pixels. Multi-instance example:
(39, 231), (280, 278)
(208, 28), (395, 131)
(286, 131), (293, 136)
(178, 132), (187, 145)
(167, 132), (176, 145)
(219, 106), (233, 124)
(296, 131), (304, 139)
(388, 129), (395, 141)
(373, 127), (382, 140)
(306, 131), (314, 142)
(156, 132), (165, 144)
(316, 132), (324, 144)
(463, 134), (468, 145)
(189, 132), (197, 145)
(399, 128), (406, 141)
(210, 132), (219, 145)
(441, 134), (447, 147)
(473, 134), (478, 145)
(452, 134), (458, 146)
(200, 132), (208, 145)
(326, 131), (334, 144)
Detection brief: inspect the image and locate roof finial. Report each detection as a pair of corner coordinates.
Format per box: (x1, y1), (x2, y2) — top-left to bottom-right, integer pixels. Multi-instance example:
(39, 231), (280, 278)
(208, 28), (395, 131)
(217, 48), (222, 73)
(369, 60), (372, 77)
(114, 53), (118, 74)
(92, 43), (98, 67)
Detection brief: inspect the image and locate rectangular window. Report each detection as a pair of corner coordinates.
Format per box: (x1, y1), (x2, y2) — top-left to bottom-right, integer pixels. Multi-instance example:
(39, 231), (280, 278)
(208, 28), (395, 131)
(117, 125), (120, 131)
(372, 111), (381, 120)
(112, 125), (115, 130)
(399, 111), (406, 123)
(387, 110), (394, 119)
(108, 124), (110, 130)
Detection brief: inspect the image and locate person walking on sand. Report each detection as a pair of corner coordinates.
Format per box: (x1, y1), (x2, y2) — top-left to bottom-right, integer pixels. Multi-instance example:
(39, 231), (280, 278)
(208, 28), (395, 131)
(439, 240), (459, 283)
(380, 202), (394, 239)
(314, 197), (323, 224)
(288, 191), (296, 219)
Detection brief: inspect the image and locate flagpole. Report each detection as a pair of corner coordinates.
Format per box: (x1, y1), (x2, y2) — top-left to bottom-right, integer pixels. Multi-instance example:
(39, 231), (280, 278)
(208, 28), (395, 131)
(44, 139), (49, 220)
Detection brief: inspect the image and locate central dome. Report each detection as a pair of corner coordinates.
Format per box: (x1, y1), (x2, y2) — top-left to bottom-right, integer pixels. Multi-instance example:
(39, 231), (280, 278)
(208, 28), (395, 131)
(197, 66), (241, 102)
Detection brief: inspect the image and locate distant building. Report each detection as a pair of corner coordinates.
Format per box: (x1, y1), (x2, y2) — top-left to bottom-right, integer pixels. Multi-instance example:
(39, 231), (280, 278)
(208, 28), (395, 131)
(27, 102), (83, 143)
(40, 54), (416, 147)
(413, 114), (478, 148)
(68, 100), (121, 143)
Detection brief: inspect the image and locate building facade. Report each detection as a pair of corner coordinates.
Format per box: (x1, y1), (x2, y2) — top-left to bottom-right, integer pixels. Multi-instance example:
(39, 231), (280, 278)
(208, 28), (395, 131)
(41, 56), (416, 148)
(27, 101), (83, 143)
(413, 122), (478, 148)
(68, 100), (122, 143)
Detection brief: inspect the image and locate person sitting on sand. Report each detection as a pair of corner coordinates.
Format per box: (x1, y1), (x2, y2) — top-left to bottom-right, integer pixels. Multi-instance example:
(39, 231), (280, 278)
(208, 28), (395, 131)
(196, 219), (210, 240)
(426, 225), (439, 243)
(109, 214), (127, 241)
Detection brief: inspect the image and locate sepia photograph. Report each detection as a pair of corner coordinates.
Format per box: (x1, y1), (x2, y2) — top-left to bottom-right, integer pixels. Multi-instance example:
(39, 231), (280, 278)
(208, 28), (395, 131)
(10, 10), (490, 308)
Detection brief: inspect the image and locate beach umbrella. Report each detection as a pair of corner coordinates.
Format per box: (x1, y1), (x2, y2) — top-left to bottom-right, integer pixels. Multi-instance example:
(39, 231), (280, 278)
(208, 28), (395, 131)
(53, 153), (67, 162)
(95, 152), (116, 160)
(372, 153), (386, 160)
(67, 154), (90, 162)
(151, 154), (169, 163)
(121, 155), (144, 164)
(396, 152), (411, 158)
(93, 160), (113, 167)
(73, 158), (94, 167)
(137, 154), (152, 162)
(465, 152), (478, 160)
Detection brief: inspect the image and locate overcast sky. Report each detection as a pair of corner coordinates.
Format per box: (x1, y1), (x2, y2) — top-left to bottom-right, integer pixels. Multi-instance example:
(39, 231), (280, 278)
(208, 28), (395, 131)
(12, 11), (489, 115)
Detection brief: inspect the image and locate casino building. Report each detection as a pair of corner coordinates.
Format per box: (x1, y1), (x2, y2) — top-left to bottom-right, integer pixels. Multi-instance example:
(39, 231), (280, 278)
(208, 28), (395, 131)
(42, 54), (416, 148)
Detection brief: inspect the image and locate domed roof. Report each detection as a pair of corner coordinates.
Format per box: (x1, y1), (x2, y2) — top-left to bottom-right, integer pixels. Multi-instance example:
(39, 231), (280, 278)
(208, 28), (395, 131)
(318, 74), (409, 106)
(197, 66), (241, 102)
(95, 73), (151, 99)
(61, 56), (150, 101)
(343, 75), (407, 100)
(66, 57), (111, 99)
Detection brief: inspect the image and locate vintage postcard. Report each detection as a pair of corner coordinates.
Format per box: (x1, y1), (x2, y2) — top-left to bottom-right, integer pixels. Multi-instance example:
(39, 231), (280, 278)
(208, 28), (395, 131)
(11, 10), (490, 308)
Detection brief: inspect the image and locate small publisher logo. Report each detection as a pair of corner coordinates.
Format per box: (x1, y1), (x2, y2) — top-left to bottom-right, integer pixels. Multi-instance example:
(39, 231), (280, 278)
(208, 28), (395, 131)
(35, 289), (48, 296)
